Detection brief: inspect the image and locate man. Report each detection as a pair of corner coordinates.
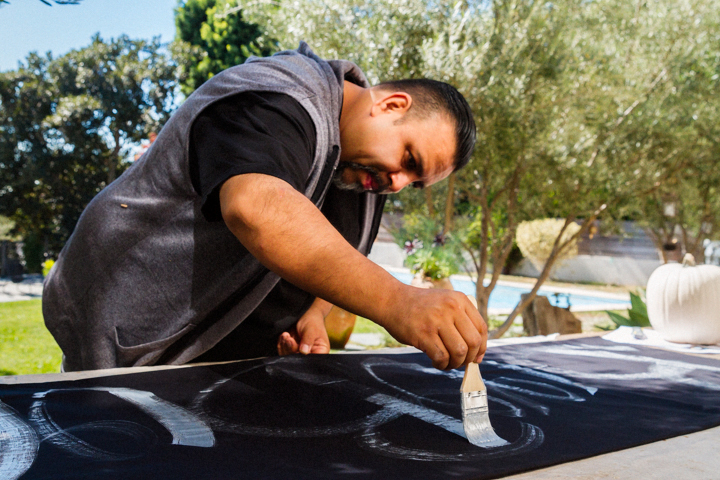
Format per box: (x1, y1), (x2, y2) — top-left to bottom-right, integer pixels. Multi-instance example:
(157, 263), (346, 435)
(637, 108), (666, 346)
(43, 43), (486, 372)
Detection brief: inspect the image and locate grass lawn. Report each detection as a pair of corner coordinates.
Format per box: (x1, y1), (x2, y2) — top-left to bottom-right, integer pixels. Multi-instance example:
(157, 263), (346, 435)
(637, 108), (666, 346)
(351, 316), (404, 348)
(0, 299), (62, 375)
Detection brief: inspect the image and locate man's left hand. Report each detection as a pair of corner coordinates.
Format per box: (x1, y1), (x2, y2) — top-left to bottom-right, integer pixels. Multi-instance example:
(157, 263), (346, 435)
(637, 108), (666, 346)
(277, 303), (331, 355)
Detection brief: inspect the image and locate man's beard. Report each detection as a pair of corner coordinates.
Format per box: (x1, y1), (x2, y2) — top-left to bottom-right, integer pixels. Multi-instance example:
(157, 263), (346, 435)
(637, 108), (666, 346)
(332, 162), (390, 194)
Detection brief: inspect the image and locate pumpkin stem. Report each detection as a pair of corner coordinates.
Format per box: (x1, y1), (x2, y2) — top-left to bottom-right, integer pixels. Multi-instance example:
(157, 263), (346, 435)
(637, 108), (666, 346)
(682, 253), (696, 267)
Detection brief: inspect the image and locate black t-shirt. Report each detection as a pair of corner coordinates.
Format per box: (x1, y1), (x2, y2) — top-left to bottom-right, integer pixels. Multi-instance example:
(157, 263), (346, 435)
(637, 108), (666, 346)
(188, 91), (384, 363)
(189, 91), (317, 221)
(189, 91), (319, 362)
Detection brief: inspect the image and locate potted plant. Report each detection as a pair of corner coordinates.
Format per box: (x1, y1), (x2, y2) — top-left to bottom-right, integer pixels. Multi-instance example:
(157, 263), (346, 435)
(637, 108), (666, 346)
(406, 241), (459, 290)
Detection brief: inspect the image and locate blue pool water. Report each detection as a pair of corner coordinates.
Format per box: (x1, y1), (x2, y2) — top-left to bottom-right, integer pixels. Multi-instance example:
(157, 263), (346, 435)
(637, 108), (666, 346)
(388, 271), (630, 311)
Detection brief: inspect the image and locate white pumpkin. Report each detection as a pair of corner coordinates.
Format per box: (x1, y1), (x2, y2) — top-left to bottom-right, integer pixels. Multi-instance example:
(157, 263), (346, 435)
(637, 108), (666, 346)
(647, 254), (720, 345)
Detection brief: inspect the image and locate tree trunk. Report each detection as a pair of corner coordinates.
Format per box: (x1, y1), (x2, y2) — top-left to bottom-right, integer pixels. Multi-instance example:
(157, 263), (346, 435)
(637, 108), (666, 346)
(107, 129), (122, 185)
(645, 228), (669, 263)
(425, 186), (434, 216)
(443, 173), (456, 234)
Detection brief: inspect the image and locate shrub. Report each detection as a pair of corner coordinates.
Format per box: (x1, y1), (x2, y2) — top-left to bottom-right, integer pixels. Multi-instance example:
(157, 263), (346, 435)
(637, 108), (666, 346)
(515, 218), (582, 271)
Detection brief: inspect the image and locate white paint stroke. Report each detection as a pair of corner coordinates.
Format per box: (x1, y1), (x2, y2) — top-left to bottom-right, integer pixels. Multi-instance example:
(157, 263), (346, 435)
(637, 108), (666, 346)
(532, 345), (720, 390)
(487, 395), (525, 418)
(361, 358), (459, 407)
(29, 400), (144, 460)
(488, 378), (587, 402)
(365, 393), (467, 438)
(0, 400), (39, 480)
(483, 360), (598, 395)
(33, 387), (215, 448)
(358, 421), (544, 462)
(484, 387), (550, 416)
(95, 388), (215, 448)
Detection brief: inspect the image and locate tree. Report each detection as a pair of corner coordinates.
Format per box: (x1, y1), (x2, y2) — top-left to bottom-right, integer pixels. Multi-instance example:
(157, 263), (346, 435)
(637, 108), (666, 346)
(481, 0), (720, 337)
(231, 0), (719, 337)
(0, 35), (181, 269)
(629, 10), (720, 263)
(241, 0), (440, 84)
(173, 0), (275, 95)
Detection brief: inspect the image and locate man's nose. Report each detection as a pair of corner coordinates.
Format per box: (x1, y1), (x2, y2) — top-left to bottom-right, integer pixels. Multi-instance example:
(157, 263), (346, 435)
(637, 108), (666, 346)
(388, 172), (413, 193)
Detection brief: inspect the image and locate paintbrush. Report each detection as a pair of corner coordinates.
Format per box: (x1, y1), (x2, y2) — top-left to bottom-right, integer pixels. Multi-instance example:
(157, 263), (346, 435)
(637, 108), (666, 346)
(461, 361), (508, 447)
(460, 295), (507, 447)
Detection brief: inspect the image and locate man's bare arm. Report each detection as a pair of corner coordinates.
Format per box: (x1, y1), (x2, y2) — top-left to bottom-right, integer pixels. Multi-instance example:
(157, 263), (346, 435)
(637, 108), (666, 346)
(220, 173), (486, 369)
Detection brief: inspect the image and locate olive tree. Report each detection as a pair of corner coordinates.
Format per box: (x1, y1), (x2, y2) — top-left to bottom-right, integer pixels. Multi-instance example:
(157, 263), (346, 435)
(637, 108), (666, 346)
(239, 0), (718, 337)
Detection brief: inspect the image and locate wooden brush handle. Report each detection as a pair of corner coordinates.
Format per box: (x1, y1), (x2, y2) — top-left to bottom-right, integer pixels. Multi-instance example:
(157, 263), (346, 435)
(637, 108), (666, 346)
(461, 295), (485, 393)
(461, 361), (486, 393)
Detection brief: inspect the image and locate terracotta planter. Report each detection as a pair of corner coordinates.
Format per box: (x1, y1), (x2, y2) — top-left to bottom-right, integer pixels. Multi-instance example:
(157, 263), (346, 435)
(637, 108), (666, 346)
(324, 306), (357, 349)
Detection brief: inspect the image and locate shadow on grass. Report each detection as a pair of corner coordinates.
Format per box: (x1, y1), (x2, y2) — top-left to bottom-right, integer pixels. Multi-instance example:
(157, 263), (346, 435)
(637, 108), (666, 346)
(0, 369), (18, 376)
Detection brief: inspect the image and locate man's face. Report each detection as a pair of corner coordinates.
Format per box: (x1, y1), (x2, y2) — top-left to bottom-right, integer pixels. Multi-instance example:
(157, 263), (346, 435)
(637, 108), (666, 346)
(337, 91), (457, 194)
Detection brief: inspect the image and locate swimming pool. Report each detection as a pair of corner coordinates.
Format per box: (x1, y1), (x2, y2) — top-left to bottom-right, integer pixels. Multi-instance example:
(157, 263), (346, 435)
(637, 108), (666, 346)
(388, 270), (631, 313)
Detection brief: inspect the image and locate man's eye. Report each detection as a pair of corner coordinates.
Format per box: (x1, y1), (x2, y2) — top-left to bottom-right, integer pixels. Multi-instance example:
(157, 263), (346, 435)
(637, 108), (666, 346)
(407, 153), (417, 170)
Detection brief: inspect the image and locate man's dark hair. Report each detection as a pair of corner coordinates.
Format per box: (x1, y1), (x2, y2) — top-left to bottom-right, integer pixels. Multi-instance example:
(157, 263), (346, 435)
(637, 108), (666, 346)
(377, 78), (476, 172)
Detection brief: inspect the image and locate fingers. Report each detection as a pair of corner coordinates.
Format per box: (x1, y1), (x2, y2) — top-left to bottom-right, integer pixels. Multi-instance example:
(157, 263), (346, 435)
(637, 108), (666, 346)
(411, 291), (487, 370)
(299, 321), (330, 355)
(462, 296), (487, 363)
(453, 312), (483, 366)
(296, 307), (330, 355)
(435, 297), (484, 369)
(277, 331), (299, 356)
(418, 337), (452, 370)
(437, 325), (469, 370)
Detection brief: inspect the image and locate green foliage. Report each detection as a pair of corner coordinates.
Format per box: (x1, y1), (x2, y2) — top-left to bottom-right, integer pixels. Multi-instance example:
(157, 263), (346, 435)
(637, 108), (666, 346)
(605, 291), (651, 328)
(0, 216), (17, 242)
(0, 35), (181, 265)
(407, 248), (460, 280)
(21, 233), (44, 273)
(393, 214), (462, 279)
(242, 0), (438, 84)
(174, 0), (276, 95)
(0, 299), (62, 375)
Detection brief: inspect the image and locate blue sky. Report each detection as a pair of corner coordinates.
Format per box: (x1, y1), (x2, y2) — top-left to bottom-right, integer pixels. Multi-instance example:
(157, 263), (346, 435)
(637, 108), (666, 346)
(0, 0), (178, 72)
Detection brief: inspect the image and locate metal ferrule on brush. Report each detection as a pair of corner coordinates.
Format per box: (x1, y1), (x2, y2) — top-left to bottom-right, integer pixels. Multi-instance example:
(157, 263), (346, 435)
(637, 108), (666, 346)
(461, 390), (489, 420)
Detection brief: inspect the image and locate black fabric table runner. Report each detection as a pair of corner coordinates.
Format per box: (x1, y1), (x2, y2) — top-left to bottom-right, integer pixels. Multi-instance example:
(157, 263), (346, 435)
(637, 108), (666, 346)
(2, 337), (720, 479)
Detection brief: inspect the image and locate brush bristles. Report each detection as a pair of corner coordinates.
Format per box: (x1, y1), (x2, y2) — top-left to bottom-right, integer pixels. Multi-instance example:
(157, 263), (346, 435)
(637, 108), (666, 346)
(461, 391), (509, 448)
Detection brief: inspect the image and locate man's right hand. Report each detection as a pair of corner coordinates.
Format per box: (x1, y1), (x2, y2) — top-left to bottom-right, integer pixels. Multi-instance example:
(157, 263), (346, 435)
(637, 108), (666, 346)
(377, 285), (487, 370)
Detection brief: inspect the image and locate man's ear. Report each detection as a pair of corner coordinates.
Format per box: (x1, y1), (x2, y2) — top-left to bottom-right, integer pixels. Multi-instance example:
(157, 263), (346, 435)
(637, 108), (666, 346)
(369, 90), (412, 118)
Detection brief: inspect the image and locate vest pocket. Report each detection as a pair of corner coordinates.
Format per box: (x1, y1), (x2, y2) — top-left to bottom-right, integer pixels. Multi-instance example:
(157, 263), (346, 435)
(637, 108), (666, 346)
(114, 323), (195, 367)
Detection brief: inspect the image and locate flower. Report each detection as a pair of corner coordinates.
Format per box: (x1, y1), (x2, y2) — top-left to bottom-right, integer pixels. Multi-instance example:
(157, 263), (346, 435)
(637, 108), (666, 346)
(404, 239), (423, 255)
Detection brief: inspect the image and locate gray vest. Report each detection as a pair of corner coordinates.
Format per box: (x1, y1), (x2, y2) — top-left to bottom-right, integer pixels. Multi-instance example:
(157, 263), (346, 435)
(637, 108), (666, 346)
(43, 43), (379, 371)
